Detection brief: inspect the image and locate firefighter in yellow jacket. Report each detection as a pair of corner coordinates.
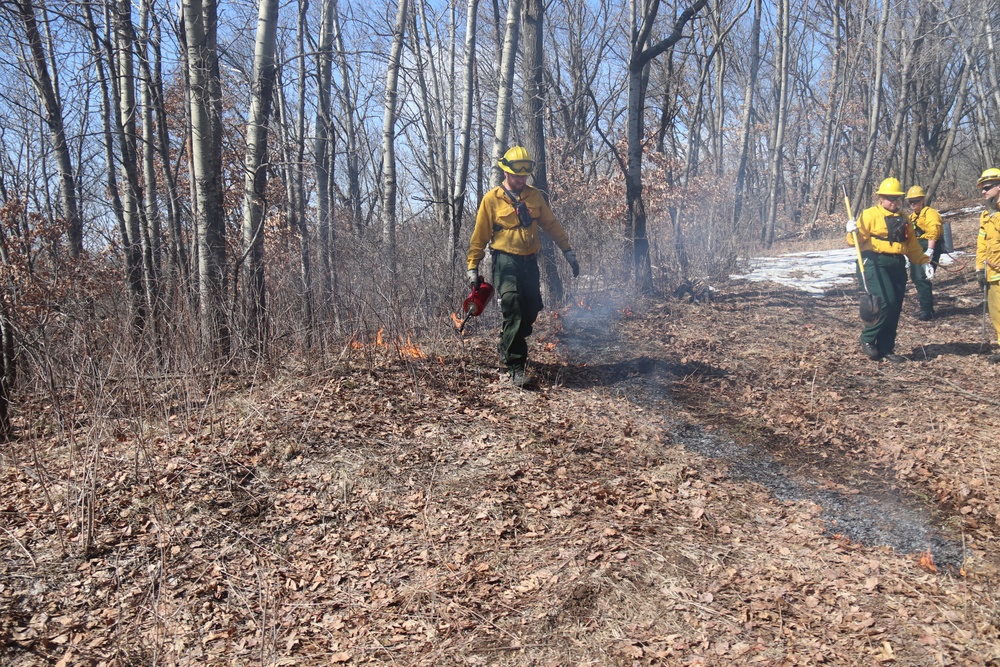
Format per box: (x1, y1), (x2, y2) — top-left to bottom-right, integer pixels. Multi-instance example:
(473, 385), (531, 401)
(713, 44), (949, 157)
(976, 168), (1000, 363)
(467, 146), (580, 386)
(846, 178), (932, 362)
(905, 185), (943, 321)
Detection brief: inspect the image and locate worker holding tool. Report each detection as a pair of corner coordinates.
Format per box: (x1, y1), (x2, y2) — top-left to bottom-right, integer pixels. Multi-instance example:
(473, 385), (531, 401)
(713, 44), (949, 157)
(846, 177), (933, 362)
(467, 146), (580, 387)
(905, 185), (943, 321)
(976, 168), (1000, 363)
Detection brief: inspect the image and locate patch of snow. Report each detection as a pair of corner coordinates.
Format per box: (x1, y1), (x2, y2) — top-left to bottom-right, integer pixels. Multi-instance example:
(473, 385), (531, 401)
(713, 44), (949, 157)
(731, 248), (962, 295)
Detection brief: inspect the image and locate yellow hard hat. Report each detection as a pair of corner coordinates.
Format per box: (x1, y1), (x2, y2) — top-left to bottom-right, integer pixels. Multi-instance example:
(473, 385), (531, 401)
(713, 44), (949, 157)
(977, 168), (1000, 187)
(498, 146), (534, 175)
(905, 185), (926, 200)
(876, 177), (905, 196)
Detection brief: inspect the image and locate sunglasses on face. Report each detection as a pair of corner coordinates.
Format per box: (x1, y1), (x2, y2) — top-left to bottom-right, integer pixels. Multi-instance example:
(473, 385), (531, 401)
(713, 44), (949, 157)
(984, 183), (999, 192)
(882, 195), (902, 202)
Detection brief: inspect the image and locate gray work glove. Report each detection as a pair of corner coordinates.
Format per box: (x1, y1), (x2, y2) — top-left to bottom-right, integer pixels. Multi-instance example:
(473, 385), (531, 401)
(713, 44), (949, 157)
(563, 249), (580, 277)
(467, 268), (480, 289)
(923, 263), (935, 280)
(977, 269), (987, 286)
(845, 219), (858, 234)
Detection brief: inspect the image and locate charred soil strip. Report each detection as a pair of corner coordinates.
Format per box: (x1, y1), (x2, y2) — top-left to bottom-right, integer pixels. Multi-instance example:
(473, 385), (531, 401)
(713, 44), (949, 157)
(556, 300), (966, 571)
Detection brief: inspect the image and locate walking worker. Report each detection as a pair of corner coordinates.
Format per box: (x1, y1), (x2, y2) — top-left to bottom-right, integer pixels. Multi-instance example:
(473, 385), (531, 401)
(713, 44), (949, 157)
(466, 146), (580, 387)
(905, 185), (943, 321)
(976, 168), (1000, 363)
(846, 177), (933, 362)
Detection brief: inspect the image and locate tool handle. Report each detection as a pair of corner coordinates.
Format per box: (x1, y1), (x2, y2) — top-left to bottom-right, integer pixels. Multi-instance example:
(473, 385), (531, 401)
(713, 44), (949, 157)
(842, 183), (872, 293)
(841, 183), (855, 222)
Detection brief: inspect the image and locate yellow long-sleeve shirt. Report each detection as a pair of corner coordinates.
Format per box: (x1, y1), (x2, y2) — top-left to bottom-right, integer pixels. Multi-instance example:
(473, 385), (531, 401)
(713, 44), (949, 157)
(846, 204), (929, 265)
(909, 205), (942, 242)
(467, 185), (571, 270)
(977, 208), (1000, 282)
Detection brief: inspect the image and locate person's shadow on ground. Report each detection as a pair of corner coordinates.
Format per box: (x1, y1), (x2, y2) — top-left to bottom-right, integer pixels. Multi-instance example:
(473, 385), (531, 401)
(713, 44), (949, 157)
(908, 342), (993, 360)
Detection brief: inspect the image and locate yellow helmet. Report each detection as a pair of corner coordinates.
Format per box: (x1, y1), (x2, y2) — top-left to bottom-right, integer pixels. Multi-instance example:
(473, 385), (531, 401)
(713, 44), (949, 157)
(977, 168), (1000, 187)
(876, 177), (905, 196)
(498, 146), (534, 175)
(905, 185), (926, 200)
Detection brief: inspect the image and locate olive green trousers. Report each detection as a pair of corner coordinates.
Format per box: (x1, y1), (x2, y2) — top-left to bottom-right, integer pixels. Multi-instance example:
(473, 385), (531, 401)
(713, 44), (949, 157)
(492, 251), (543, 371)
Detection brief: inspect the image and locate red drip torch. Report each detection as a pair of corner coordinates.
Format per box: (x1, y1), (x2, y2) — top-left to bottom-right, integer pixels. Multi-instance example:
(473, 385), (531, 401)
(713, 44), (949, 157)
(458, 278), (494, 333)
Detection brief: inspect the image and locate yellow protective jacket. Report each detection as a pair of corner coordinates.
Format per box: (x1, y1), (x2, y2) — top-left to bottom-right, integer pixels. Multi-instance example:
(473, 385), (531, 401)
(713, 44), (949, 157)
(977, 207), (1000, 282)
(846, 204), (929, 265)
(467, 185), (572, 270)
(909, 206), (942, 242)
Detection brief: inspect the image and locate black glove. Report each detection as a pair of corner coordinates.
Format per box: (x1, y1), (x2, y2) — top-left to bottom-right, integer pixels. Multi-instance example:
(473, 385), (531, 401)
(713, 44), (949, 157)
(563, 249), (580, 278)
(977, 269), (987, 286)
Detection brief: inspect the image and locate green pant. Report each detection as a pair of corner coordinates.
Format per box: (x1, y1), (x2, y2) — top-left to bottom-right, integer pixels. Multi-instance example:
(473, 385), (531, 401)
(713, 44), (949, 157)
(858, 252), (907, 356)
(908, 238), (939, 315)
(492, 251), (543, 371)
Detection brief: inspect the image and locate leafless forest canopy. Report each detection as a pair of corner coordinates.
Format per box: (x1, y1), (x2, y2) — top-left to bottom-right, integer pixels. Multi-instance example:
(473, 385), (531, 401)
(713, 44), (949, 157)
(0, 0), (995, 423)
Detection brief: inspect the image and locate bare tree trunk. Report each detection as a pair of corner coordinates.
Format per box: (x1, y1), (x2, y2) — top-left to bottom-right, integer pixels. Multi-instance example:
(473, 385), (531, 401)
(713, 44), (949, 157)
(331, 0), (363, 234)
(293, 0), (316, 341)
(12, 0), (83, 258)
(147, 7), (188, 286)
(414, 0), (453, 244)
(82, 1), (127, 265)
(807, 0), (845, 229)
(139, 0), (163, 286)
(183, 0), (229, 362)
(851, 0), (890, 209)
(522, 0), (563, 302)
(0, 226), (14, 438)
(926, 59), (970, 200)
(491, 0), (524, 188)
(732, 0), (761, 229)
(883, 13), (925, 177)
(113, 0), (150, 335)
(381, 0), (409, 280)
(683, 3), (747, 184)
(451, 0), (479, 267)
(0, 295), (12, 439)
(626, 0), (707, 292)
(275, 60), (315, 347)
(316, 0), (336, 309)
(241, 0), (279, 358)
(763, 0), (789, 247)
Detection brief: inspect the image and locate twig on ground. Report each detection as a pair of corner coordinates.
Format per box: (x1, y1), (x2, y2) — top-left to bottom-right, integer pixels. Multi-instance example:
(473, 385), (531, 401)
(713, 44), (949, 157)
(936, 377), (1000, 406)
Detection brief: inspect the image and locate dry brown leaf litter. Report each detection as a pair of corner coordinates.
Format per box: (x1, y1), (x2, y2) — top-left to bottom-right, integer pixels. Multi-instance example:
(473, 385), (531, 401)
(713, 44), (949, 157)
(1, 213), (999, 665)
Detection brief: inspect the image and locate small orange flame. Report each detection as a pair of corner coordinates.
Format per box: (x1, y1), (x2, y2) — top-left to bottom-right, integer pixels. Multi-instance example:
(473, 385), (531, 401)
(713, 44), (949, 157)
(347, 331), (425, 359)
(918, 550), (937, 573)
(398, 338), (425, 359)
(451, 312), (464, 329)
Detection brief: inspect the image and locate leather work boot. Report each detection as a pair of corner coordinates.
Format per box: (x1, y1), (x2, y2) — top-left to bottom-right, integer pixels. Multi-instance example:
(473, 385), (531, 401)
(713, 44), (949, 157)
(916, 311), (933, 321)
(988, 353), (1000, 364)
(860, 340), (881, 360)
(510, 367), (528, 387)
(883, 353), (908, 363)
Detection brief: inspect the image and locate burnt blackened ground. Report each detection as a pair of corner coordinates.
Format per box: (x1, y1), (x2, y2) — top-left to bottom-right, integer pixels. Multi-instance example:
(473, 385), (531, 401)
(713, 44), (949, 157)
(555, 293), (968, 571)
